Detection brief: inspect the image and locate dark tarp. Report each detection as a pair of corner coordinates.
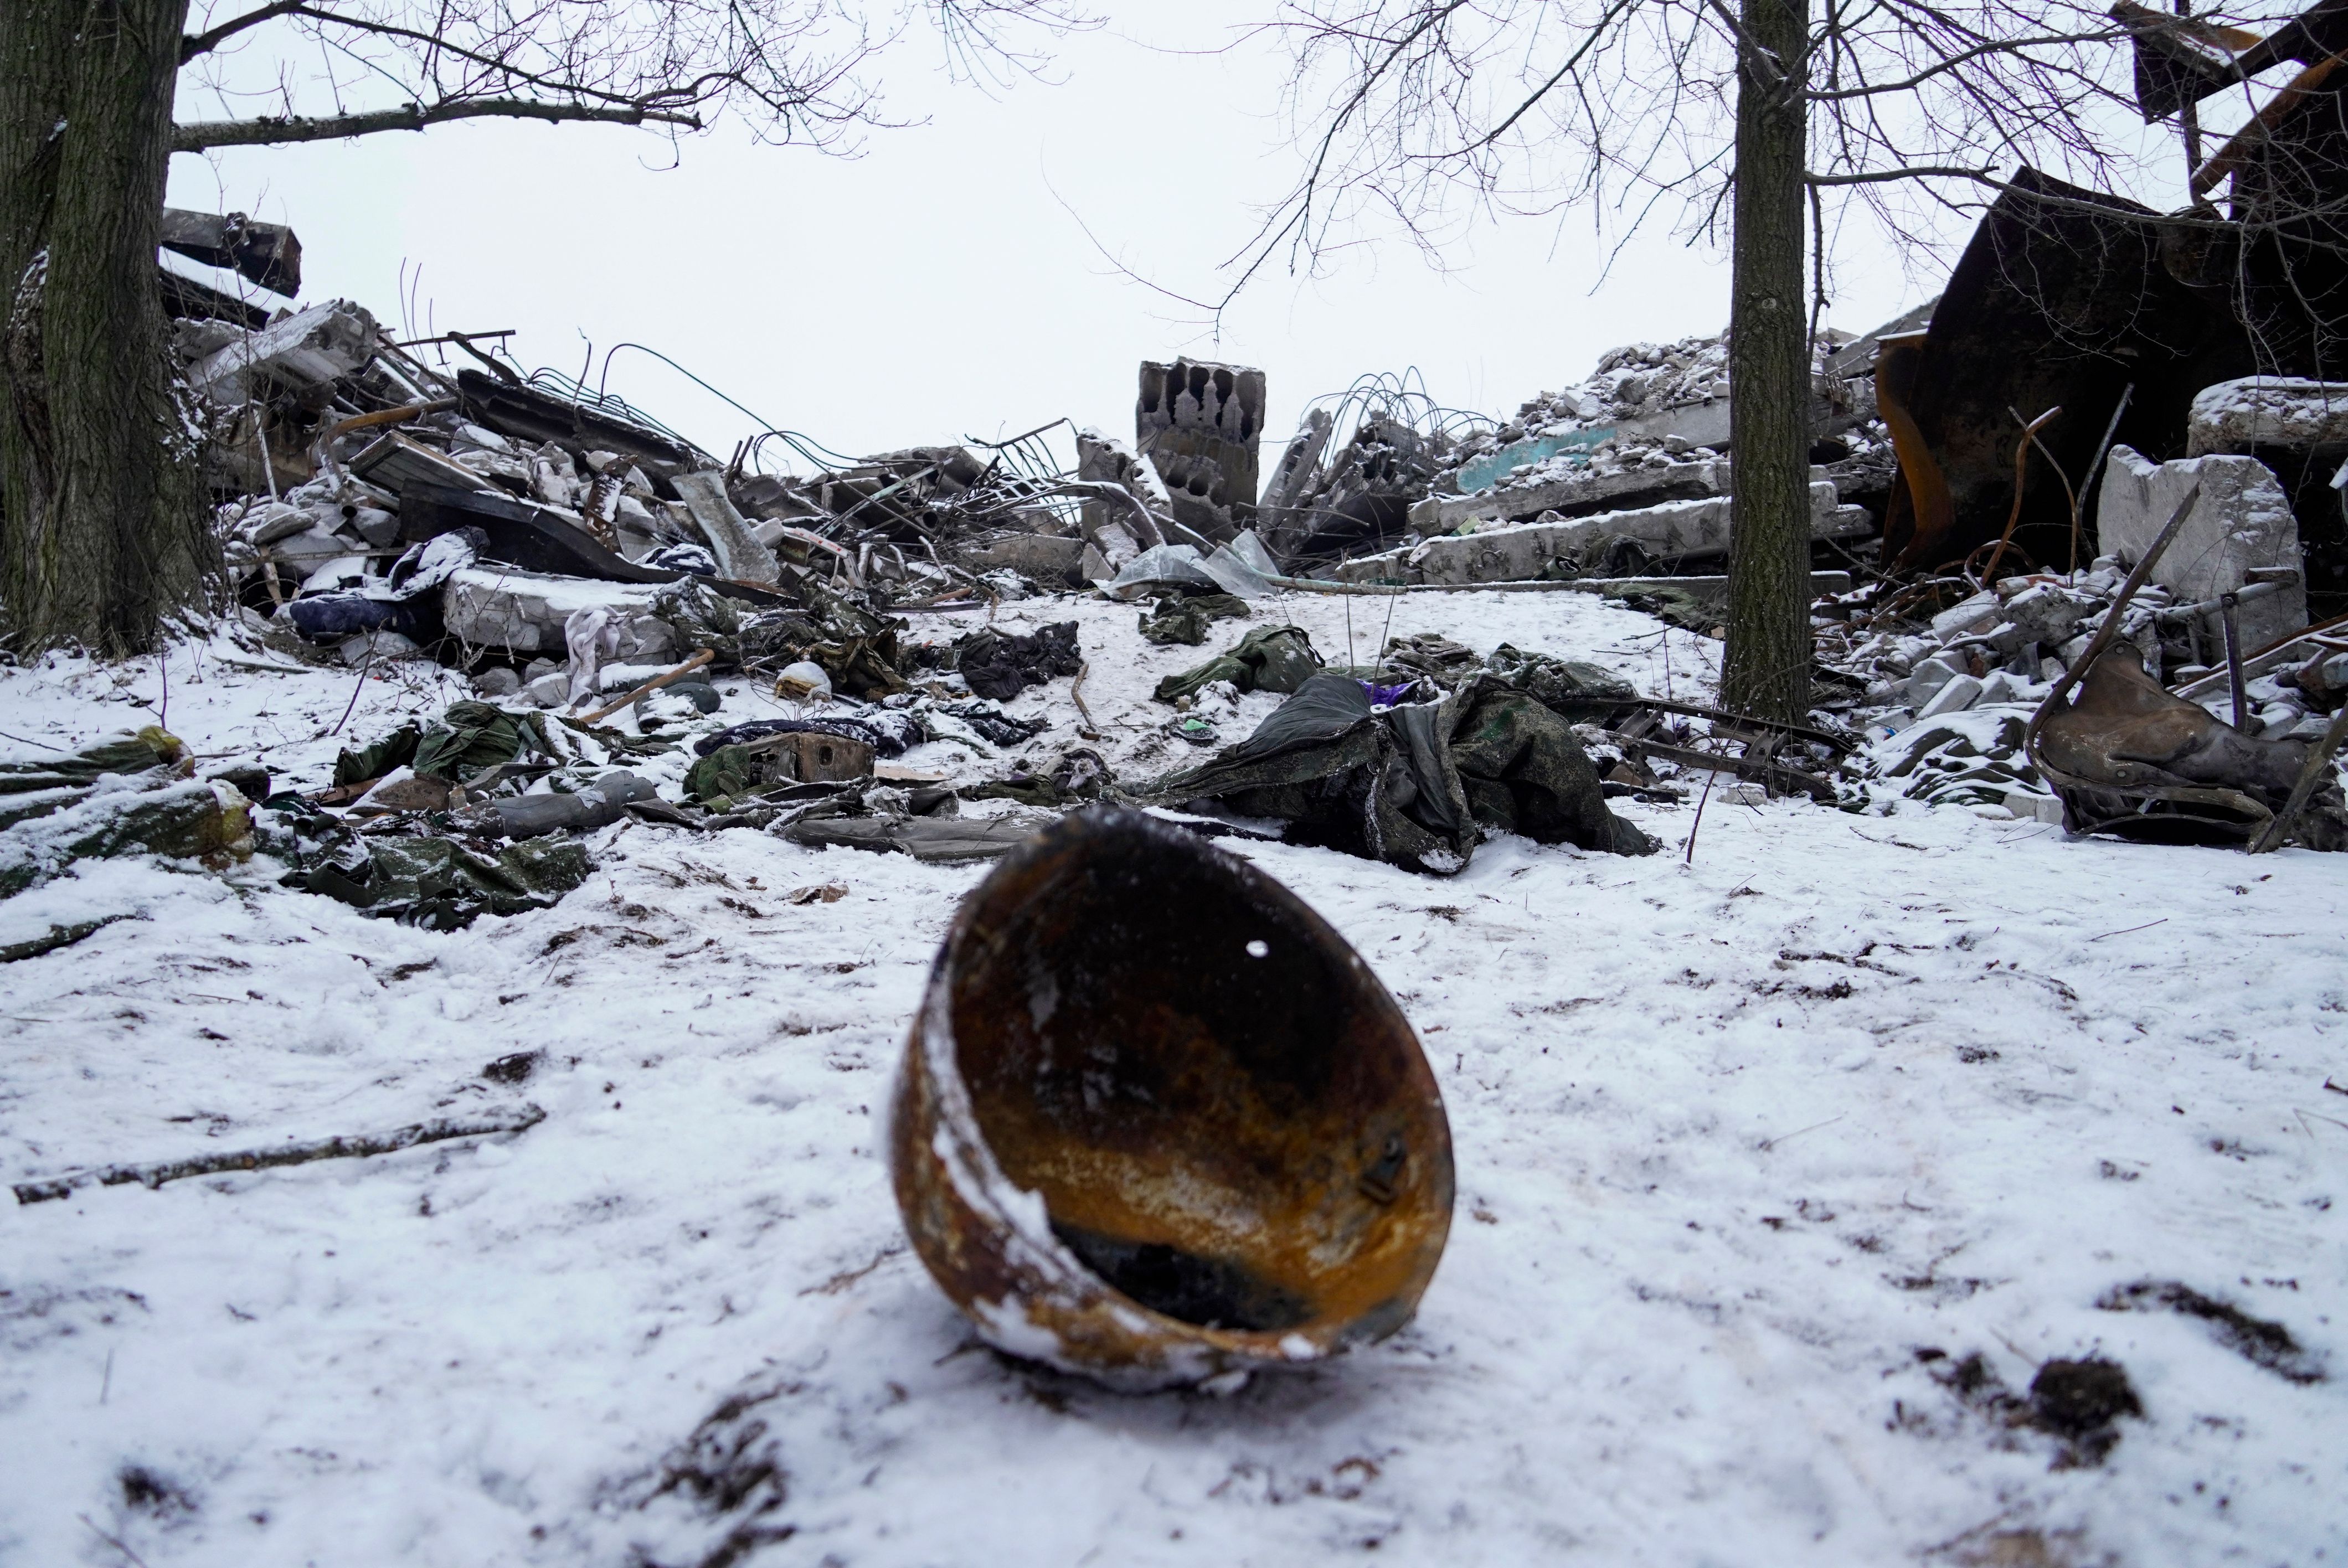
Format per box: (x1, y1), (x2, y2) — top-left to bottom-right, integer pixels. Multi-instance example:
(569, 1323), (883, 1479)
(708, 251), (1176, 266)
(954, 622), (1082, 701)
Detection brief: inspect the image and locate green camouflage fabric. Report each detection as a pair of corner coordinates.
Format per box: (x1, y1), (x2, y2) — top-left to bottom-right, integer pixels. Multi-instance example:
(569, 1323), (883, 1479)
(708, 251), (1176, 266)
(333, 723), (421, 788)
(1480, 644), (1641, 722)
(296, 833), (589, 931)
(1129, 672), (1653, 875)
(411, 703), (552, 782)
(1154, 625), (1325, 703)
(1138, 594), (1252, 647)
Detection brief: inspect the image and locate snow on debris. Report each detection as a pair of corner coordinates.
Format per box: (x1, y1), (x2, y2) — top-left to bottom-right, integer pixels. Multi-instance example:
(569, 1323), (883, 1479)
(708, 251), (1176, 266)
(1, 591), (2342, 1567)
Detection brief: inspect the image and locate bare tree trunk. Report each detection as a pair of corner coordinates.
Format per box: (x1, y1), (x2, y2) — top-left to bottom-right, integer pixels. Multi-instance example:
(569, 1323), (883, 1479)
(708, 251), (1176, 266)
(1722, 0), (1813, 726)
(0, 0), (208, 658)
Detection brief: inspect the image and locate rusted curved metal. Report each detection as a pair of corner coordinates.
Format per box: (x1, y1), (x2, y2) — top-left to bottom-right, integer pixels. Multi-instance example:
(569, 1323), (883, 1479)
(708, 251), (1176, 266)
(889, 806), (1454, 1390)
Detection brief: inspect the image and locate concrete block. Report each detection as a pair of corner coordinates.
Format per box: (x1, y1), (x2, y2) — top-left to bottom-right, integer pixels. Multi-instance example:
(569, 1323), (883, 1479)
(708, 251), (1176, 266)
(2097, 446), (2306, 648)
(671, 470), (780, 586)
(1137, 359), (1266, 539)
(2187, 377), (2348, 456)
(188, 298), (374, 405)
(1915, 673), (1983, 718)
(956, 532), (1087, 585)
(1904, 652), (1967, 706)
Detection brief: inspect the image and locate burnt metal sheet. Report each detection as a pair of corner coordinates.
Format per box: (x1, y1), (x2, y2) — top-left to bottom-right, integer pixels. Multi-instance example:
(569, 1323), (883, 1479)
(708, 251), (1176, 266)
(397, 480), (785, 607)
(1881, 168), (2256, 572)
(891, 806), (1453, 1390)
(2112, 0), (2348, 120)
(2031, 642), (2314, 842)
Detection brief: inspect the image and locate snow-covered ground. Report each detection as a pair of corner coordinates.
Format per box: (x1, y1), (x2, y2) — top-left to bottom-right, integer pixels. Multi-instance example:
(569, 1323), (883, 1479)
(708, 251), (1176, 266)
(2, 589), (2342, 1567)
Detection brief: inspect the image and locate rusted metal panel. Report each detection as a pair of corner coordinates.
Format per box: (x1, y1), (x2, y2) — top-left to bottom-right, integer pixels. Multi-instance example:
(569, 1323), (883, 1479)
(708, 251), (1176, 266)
(890, 806), (1453, 1390)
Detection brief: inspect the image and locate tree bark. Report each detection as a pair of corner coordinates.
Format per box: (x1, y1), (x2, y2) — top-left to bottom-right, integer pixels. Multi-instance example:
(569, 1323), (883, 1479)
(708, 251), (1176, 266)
(0, 0), (209, 658)
(1722, 0), (1812, 726)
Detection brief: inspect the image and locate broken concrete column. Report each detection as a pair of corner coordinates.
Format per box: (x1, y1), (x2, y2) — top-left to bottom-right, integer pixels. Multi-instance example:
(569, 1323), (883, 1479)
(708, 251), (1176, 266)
(187, 299), (376, 408)
(2187, 377), (2348, 456)
(1136, 359), (1266, 543)
(2097, 446), (2306, 648)
(1074, 429), (1171, 571)
(1260, 407), (1333, 516)
(670, 470), (781, 586)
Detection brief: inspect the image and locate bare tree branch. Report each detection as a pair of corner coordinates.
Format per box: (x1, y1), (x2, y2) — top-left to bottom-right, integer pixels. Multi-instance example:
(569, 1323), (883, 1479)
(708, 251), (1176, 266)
(176, 97), (702, 151)
(171, 0), (1095, 160)
(1804, 162), (1999, 182)
(182, 0), (310, 63)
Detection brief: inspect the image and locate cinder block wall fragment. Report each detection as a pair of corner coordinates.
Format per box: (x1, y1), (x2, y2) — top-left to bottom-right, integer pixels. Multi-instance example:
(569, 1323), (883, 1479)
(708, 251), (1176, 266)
(1136, 359), (1266, 543)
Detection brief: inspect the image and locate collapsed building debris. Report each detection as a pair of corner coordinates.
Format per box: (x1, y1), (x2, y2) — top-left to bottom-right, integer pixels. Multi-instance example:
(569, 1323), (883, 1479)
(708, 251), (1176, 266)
(889, 806), (1454, 1390)
(44, 171), (2313, 960)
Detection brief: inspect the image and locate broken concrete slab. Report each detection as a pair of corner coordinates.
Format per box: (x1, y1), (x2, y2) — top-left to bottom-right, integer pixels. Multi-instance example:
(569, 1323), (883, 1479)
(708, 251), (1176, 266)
(187, 299), (375, 407)
(955, 532), (1088, 586)
(159, 208), (301, 297)
(453, 369), (702, 477)
(2098, 446), (2306, 647)
(1450, 405), (1738, 496)
(2187, 376), (2348, 456)
(440, 568), (678, 657)
(1411, 457), (1733, 533)
(349, 431), (498, 498)
(1341, 484), (1861, 587)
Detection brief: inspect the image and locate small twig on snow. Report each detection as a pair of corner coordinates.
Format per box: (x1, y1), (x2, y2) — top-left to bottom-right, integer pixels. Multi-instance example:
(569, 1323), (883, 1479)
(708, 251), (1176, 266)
(2088, 919), (2168, 941)
(1683, 766), (1718, 864)
(14, 1105), (544, 1205)
(1758, 1115), (1846, 1153)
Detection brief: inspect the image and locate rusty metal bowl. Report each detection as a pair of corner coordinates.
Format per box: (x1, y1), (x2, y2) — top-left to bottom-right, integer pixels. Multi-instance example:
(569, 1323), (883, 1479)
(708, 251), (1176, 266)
(889, 806), (1454, 1390)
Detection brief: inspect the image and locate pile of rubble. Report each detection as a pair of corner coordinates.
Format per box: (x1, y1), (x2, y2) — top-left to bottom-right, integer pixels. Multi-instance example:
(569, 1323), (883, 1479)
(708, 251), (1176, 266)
(14, 111), (2340, 943)
(1821, 378), (2348, 844)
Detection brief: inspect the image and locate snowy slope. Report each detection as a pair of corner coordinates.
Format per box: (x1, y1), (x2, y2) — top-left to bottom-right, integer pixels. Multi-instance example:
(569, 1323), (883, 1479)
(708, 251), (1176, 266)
(1, 590), (2341, 1567)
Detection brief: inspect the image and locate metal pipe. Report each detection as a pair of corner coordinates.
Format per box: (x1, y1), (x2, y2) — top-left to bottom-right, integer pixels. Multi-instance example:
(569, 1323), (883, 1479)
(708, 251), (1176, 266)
(2222, 592), (2249, 730)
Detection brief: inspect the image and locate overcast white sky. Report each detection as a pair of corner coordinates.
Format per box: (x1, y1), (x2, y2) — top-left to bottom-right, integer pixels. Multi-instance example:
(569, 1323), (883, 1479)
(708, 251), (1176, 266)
(163, 2), (2149, 472)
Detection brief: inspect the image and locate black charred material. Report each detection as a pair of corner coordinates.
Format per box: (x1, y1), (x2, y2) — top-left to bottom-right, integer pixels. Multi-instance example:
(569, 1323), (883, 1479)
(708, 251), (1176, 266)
(159, 208), (301, 296)
(158, 265), (269, 328)
(1881, 168), (2257, 572)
